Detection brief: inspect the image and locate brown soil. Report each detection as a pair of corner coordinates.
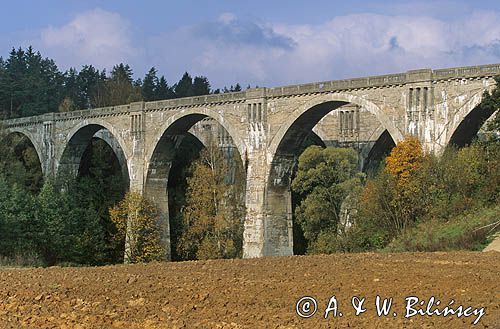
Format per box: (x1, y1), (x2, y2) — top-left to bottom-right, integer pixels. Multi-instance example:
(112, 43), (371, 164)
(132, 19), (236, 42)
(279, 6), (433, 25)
(0, 252), (499, 329)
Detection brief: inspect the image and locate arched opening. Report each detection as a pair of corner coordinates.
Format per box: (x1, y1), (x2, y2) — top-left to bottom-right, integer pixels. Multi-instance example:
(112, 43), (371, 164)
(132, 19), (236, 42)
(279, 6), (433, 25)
(448, 105), (498, 148)
(145, 114), (246, 261)
(312, 105), (397, 172)
(0, 131), (43, 193)
(58, 124), (129, 182)
(58, 124), (130, 264)
(362, 130), (397, 174)
(267, 100), (397, 256)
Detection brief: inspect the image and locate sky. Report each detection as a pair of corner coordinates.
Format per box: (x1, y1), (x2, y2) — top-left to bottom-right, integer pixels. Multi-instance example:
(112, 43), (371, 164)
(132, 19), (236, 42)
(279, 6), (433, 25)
(2, 0), (500, 89)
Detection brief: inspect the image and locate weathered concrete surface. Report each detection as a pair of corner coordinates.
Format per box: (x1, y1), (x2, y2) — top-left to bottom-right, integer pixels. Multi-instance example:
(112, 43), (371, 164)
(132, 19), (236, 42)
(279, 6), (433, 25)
(2, 63), (499, 260)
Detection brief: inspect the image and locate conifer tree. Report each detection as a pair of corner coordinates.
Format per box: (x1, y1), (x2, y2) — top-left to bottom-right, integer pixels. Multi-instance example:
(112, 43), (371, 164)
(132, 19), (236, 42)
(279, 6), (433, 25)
(174, 72), (193, 98)
(142, 67), (158, 101)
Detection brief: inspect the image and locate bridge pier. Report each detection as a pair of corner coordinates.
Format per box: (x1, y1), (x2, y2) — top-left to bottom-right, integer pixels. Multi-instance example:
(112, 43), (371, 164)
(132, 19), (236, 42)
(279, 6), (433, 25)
(243, 152), (295, 258)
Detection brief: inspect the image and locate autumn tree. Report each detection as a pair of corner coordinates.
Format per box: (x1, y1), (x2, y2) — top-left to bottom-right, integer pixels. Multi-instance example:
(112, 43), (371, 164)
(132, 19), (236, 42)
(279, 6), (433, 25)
(361, 136), (424, 234)
(109, 192), (166, 263)
(385, 136), (424, 184)
(338, 137), (424, 252)
(177, 140), (245, 260)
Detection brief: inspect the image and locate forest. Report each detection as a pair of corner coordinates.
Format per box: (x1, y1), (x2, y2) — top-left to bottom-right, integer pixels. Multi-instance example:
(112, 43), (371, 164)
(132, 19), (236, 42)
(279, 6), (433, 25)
(0, 46), (499, 267)
(0, 46), (244, 119)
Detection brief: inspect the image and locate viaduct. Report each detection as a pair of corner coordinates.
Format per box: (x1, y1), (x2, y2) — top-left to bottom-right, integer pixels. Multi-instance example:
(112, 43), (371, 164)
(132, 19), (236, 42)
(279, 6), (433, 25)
(2, 63), (499, 260)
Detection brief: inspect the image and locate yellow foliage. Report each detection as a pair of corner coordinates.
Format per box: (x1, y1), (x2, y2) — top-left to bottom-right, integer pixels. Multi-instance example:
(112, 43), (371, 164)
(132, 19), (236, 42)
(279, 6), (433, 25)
(176, 141), (245, 260)
(385, 136), (424, 183)
(109, 192), (166, 263)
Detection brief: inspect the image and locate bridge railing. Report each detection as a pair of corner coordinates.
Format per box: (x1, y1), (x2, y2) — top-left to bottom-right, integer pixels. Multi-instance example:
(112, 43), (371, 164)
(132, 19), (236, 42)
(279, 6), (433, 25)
(433, 63), (500, 79)
(2, 63), (499, 127)
(266, 63), (499, 98)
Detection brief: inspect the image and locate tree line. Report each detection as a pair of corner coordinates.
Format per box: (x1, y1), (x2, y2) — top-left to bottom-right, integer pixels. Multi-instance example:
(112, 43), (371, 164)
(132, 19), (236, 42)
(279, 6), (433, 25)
(0, 46), (244, 119)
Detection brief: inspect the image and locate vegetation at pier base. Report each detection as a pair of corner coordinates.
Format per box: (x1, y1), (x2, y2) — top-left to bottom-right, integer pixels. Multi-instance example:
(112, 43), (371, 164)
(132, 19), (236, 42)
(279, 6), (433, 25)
(176, 141), (245, 260)
(291, 146), (364, 254)
(109, 192), (165, 263)
(292, 139), (499, 254)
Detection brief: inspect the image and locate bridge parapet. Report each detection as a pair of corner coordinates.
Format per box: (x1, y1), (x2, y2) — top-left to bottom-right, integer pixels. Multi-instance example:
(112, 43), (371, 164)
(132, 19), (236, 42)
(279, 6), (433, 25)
(145, 90), (247, 111)
(266, 64), (500, 98)
(2, 64), (499, 129)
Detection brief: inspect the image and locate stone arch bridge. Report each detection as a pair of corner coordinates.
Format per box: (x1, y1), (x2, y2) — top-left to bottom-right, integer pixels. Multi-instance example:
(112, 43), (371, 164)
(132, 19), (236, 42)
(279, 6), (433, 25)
(3, 64), (499, 259)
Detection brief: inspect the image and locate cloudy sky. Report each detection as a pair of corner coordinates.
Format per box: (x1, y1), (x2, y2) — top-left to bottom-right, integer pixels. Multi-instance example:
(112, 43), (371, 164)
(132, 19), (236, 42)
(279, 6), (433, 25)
(2, 0), (500, 89)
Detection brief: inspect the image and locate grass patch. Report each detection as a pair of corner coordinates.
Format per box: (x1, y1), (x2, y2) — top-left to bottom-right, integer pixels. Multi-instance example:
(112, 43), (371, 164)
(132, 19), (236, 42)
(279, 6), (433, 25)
(385, 205), (500, 252)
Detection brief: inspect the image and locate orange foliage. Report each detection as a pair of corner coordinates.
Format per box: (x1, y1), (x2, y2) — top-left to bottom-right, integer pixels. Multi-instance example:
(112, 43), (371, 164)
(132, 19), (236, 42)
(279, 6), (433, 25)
(385, 136), (424, 183)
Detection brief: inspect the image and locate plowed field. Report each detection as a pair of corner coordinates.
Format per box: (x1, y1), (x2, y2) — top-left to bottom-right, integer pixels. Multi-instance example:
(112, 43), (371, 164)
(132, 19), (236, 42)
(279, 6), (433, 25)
(0, 252), (499, 328)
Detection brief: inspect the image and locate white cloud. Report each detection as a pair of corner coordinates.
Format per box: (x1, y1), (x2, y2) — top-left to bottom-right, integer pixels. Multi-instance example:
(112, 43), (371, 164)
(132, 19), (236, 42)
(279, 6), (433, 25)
(142, 10), (500, 88)
(39, 8), (138, 70)
(30, 8), (500, 88)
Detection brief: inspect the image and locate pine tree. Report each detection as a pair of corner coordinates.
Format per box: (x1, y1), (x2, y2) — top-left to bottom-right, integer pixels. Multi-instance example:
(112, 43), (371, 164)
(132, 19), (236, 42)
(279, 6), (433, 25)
(77, 65), (105, 109)
(173, 72), (193, 98)
(0, 57), (8, 118)
(101, 63), (142, 106)
(0, 47), (65, 118)
(155, 76), (173, 100)
(192, 76), (211, 96)
(142, 67), (158, 101)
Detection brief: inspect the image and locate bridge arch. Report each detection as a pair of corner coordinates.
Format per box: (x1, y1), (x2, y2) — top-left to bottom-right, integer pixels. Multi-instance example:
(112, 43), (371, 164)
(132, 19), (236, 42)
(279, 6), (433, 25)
(446, 89), (497, 148)
(0, 129), (44, 192)
(362, 128), (396, 172)
(144, 108), (247, 261)
(56, 119), (130, 184)
(268, 93), (403, 159)
(145, 108), (247, 166)
(2, 128), (44, 175)
(262, 93), (401, 256)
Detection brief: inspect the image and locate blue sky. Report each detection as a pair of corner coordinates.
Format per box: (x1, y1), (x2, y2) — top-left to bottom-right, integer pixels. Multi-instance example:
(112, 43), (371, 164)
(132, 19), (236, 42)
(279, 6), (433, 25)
(2, 1), (500, 88)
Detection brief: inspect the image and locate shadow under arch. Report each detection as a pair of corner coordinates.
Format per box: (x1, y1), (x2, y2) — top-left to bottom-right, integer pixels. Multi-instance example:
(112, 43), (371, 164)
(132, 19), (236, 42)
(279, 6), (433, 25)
(2, 128), (44, 172)
(362, 130), (397, 174)
(145, 112), (246, 261)
(268, 93), (402, 158)
(0, 130), (44, 192)
(447, 93), (498, 148)
(56, 123), (130, 185)
(145, 108), (247, 167)
(262, 96), (400, 256)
